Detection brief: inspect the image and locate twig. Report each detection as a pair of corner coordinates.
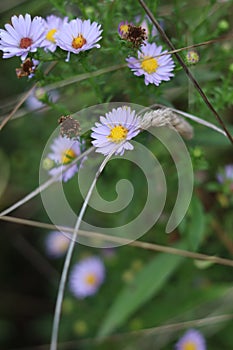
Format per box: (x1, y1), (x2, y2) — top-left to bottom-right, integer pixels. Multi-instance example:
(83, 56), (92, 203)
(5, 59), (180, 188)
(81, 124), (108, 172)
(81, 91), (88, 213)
(9, 313), (233, 350)
(0, 147), (94, 217)
(1, 215), (233, 269)
(0, 62), (57, 131)
(137, 0), (233, 145)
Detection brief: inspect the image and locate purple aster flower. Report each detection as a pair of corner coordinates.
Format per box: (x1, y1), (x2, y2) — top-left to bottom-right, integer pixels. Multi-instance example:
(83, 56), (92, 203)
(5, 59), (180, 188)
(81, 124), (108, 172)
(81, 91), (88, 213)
(126, 42), (175, 86)
(175, 329), (206, 350)
(91, 106), (141, 156)
(55, 18), (102, 62)
(47, 135), (85, 182)
(45, 231), (69, 258)
(217, 164), (233, 187)
(0, 13), (46, 60)
(41, 15), (68, 52)
(69, 256), (105, 298)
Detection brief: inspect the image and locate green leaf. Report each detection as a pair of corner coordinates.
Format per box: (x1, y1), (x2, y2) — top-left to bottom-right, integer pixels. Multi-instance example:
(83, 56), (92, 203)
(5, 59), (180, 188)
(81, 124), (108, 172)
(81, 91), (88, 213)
(97, 242), (187, 337)
(179, 195), (206, 251)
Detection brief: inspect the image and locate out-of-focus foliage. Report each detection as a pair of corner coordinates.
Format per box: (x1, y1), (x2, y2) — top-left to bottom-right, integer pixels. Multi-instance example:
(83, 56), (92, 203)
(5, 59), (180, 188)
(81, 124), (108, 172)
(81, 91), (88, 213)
(0, 0), (233, 349)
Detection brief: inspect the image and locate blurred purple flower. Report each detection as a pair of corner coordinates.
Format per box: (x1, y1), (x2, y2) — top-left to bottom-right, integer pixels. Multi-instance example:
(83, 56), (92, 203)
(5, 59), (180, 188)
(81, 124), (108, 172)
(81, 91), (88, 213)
(91, 106), (140, 156)
(25, 88), (59, 111)
(0, 13), (45, 60)
(47, 135), (85, 182)
(69, 256), (105, 298)
(45, 231), (69, 258)
(175, 329), (206, 350)
(217, 164), (233, 184)
(126, 42), (175, 86)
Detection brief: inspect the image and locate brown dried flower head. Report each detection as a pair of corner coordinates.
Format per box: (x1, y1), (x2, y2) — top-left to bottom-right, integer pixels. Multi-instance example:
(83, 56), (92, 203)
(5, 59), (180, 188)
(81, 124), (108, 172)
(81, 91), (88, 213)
(58, 115), (81, 139)
(16, 58), (37, 78)
(125, 24), (147, 48)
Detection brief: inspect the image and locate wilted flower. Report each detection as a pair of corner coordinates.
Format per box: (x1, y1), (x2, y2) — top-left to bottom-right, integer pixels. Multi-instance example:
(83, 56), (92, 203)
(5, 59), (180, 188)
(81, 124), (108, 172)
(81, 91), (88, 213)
(55, 18), (102, 61)
(47, 135), (85, 182)
(15, 58), (39, 78)
(58, 115), (81, 139)
(175, 329), (206, 350)
(69, 256), (105, 298)
(118, 21), (147, 48)
(45, 231), (69, 258)
(91, 106), (141, 156)
(41, 15), (68, 52)
(126, 42), (175, 86)
(0, 13), (45, 60)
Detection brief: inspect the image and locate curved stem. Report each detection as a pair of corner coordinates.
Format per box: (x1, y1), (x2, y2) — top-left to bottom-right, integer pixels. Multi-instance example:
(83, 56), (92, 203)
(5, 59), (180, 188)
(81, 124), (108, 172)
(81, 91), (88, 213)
(50, 150), (114, 350)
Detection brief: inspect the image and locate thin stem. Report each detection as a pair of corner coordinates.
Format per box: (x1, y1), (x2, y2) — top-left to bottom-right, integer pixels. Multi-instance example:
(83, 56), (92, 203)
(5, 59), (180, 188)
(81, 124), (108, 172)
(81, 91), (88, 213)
(0, 62), (57, 131)
(50, 150), (115, 350)
(1, 215), (233, 269)
(0, 147), (94, 217)
(137, 0), (233, 145)
(148, 104), (227, 137)
(43, 64), (125, 93)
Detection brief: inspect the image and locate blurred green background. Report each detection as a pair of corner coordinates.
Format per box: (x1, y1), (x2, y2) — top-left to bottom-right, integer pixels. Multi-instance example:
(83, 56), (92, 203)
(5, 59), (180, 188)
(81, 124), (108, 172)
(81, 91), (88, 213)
(0, 0), (233, 349)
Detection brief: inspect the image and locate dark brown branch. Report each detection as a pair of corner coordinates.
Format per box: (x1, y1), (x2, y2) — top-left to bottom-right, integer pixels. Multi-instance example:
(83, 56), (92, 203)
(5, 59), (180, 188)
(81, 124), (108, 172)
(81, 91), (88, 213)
(137, 0), (233, 145)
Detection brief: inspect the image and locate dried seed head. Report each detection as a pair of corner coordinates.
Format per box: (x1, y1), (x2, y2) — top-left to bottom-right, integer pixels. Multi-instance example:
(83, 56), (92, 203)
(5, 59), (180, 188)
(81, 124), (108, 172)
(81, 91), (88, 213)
(58, 115), (81, 139)
(140, 108), (194, 139)
(124, 24), (147, 48)
(16, 58), (38, 78)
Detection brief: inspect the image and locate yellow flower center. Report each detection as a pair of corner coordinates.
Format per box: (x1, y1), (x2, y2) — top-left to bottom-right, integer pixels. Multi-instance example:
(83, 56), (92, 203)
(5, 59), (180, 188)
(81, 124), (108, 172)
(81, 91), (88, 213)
(141, 56), (159, 74)
(182, 342), (197, 350)
(85, 273), (97, 286)
(61, 149), (76, 164)
(120, 24), (130, 35)
(72, 35), (87, 49)
(107, 125), (128, 143)
(46, 28), (57, 43)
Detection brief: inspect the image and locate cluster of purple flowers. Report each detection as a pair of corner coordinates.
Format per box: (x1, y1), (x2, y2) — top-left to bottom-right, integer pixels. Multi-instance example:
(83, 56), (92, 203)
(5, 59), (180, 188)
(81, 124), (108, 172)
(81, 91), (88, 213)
(45, 232), (105, 298)
(118, 20), (175, 86)
(0, 13), (175, 86)
(0, 13), (102, 62)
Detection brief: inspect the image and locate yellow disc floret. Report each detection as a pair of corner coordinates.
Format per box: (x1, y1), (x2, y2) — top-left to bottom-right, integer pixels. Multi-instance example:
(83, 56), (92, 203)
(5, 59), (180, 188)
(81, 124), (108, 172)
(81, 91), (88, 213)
(85, 273), (97, 286)
(107, 125), (128, 143)
(120, 24), (130, 35)
(72, 34), (87, 49)
(46, 29), (57, 43)
(141, 56), (159, 74)
(182, 342), (197, 350)
(62, 149), (76, 164)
